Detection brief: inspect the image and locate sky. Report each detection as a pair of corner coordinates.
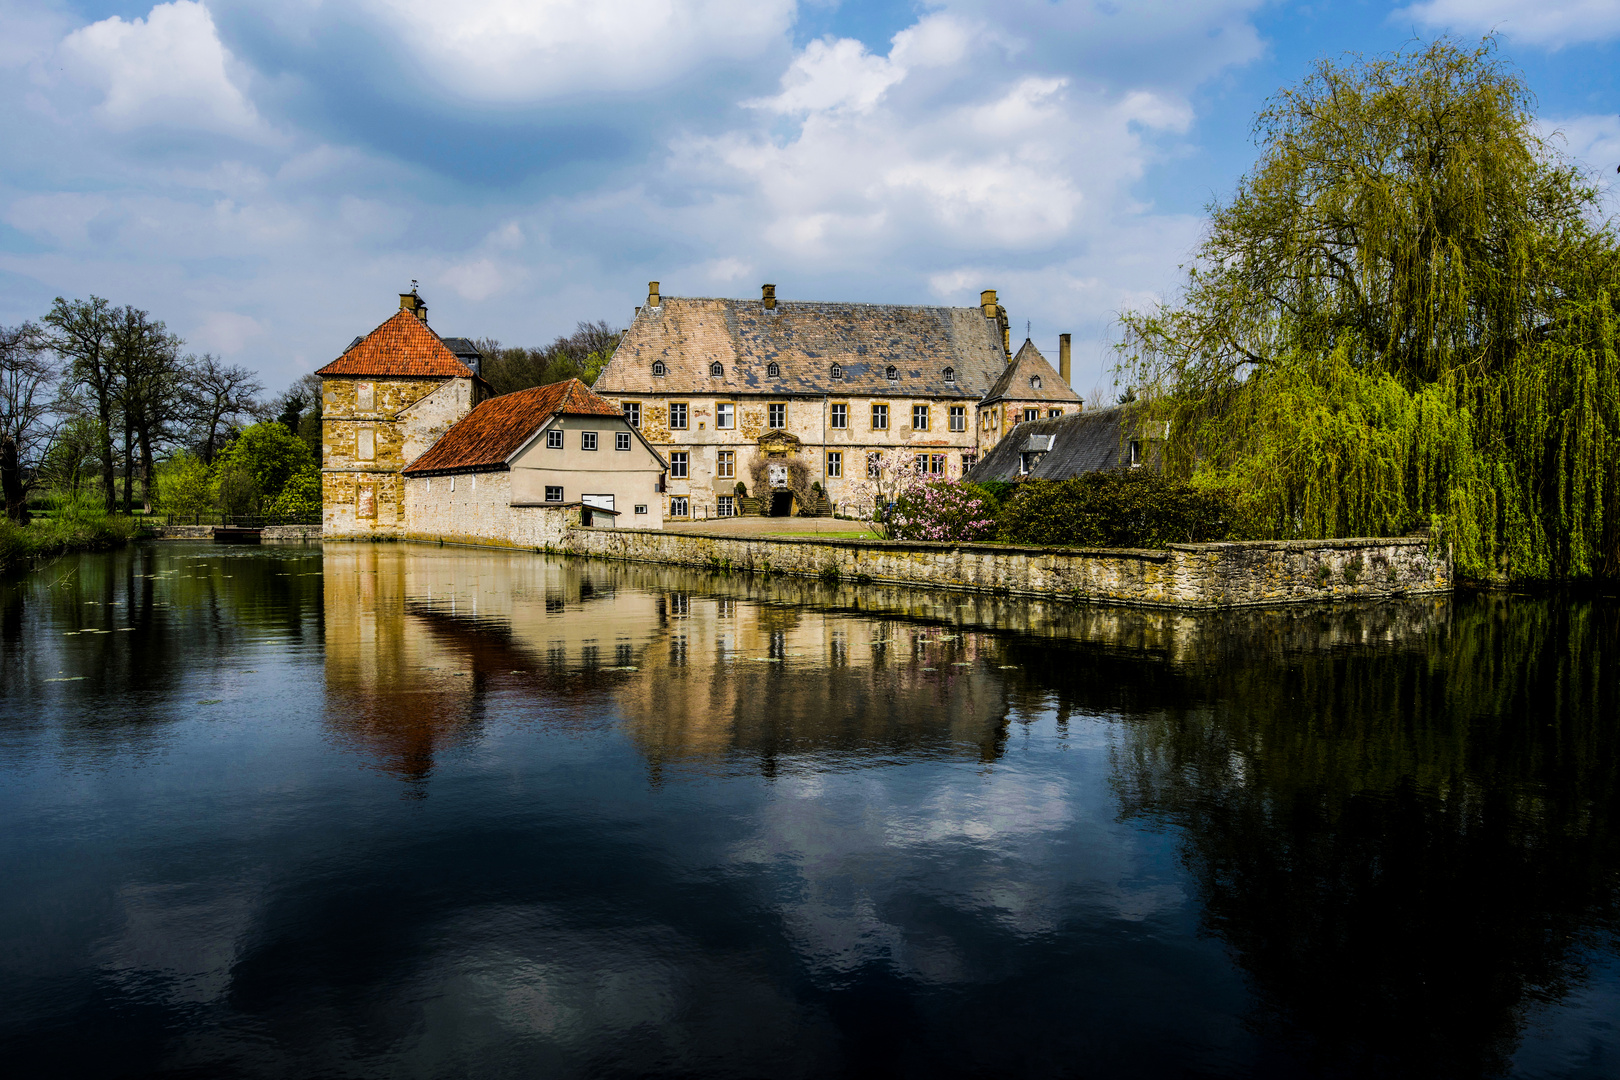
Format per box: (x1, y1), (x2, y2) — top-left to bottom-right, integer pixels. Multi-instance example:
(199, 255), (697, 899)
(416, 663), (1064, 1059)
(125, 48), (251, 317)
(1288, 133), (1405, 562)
(1, 0), (1617, 398)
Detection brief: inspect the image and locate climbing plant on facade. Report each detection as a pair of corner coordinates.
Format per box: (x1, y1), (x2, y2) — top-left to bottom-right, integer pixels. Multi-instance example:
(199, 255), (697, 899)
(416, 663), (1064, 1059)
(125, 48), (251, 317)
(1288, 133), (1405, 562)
(1119, 38), (1620, 580)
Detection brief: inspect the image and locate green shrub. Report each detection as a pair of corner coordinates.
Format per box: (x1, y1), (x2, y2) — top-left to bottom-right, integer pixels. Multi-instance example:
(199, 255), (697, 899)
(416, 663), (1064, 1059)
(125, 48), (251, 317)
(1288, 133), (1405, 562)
(266, 468), (321, 521)
(1, 490), (140, 576)
(156, 452), (215, 517)
(213, 422), (317, 515)
(997, 471), (1242, 548)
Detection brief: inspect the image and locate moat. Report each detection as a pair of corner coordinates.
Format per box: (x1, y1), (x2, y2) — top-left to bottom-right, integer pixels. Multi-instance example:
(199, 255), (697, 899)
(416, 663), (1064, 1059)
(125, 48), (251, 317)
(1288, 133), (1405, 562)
(2, 542), (1615, 1078)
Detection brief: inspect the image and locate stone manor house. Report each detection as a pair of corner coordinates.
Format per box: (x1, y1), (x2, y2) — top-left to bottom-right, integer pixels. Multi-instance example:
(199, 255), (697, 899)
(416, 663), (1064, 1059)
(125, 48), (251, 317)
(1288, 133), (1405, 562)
(317, 284), (1084, 536)
(591, 283), (1081, 519)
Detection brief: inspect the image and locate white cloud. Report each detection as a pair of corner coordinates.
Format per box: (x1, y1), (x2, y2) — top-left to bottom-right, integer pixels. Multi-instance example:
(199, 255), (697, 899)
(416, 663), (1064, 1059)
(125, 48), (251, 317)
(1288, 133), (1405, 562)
(361, 0), (796, 102)
(190, 310), (265, 354)
(441, 257), (519, 302)
(1399, 0), (1620, 49)
(1541, 114), (1620, 218)
(59, 1), (265, 137)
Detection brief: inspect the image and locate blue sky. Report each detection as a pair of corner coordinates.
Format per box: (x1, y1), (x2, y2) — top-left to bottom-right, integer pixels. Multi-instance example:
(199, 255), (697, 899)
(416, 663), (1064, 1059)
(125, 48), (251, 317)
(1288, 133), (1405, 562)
(1, 0), (1617, 397)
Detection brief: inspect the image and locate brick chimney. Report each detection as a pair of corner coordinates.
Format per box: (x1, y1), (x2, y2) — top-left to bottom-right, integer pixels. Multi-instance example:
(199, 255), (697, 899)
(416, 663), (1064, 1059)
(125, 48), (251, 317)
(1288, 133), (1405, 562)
(980, 289), (1010, 359)
(762, 283), (776, 310)
(648, 281), (661, 308)
(399, 291), (427, 323)
(1059, 333), (1072, 387)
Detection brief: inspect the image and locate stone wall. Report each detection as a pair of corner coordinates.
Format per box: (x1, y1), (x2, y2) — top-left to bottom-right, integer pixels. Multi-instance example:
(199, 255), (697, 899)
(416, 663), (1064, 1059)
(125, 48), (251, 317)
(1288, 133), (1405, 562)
(559, 529), (1450, 609)
(401, 473), (582, 549)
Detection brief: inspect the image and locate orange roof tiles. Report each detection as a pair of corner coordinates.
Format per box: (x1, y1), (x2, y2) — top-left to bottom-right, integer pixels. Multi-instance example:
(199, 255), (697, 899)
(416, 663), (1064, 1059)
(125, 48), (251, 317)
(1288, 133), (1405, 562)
(316, 310), (477, 379)
(403, 379), (623, 475)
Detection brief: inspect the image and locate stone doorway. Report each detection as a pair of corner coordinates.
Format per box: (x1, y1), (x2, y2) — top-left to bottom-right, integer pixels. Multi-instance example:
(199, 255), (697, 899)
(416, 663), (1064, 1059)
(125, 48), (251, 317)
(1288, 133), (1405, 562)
(769, 490), (793, 516)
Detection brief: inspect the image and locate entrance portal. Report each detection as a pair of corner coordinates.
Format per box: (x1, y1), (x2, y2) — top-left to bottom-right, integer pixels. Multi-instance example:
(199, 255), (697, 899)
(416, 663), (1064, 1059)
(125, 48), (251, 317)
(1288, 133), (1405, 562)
(770, 490), (793, 516)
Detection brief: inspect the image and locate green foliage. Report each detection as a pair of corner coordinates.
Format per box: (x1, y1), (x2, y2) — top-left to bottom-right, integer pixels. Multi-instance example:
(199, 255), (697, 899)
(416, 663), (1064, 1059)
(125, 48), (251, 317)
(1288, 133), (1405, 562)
(266, 468), (321, 521)
(478, 321), (621, 396)
(213, 421), (316, 515)
(1119, 39), (1620, 580)
(0, 489), (140, 575)
(155, 451), (215, 517)
(998, 471), (1242, 548)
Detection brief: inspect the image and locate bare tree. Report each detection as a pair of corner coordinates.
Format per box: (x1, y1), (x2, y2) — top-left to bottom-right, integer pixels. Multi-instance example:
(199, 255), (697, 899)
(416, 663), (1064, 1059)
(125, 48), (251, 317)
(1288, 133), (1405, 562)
(185, 354), (262, 464)
(43, 297), (118, 511)
(0, 323), (58, 522)
(109, 306), (186, 513)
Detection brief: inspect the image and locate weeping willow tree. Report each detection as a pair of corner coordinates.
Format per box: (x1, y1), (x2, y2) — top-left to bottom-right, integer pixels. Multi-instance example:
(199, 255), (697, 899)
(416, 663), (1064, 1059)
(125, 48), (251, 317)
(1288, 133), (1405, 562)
(1120, 39), (1620, 581)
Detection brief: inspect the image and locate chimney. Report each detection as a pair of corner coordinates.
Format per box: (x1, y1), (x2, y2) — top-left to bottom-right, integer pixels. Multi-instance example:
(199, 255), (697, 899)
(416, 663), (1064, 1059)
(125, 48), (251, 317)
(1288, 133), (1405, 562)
(980, 288), (1011, 360)
(762, 283), (776, 310)
(648, 281), (661, 308)
(1059, 333), (1072, 387)
(399, 291), (427, 323)
(980, 289), (998, 318)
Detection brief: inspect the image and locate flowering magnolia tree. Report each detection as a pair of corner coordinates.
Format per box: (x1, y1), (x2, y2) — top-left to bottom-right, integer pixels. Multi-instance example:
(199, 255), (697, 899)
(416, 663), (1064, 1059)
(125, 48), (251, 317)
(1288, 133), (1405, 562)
(852, 451), (997, 541)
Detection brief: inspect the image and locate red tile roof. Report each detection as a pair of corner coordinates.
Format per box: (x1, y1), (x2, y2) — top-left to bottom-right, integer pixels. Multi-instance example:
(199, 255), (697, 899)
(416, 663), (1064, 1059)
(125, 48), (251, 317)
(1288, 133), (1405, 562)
(403, 379), (623, 475)
(316, 310), (477, 379)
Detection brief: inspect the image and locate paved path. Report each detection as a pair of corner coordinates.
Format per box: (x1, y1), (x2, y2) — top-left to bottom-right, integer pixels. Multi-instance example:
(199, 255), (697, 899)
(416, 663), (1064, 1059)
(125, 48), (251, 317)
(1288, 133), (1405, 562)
(662, 517), (882, 539)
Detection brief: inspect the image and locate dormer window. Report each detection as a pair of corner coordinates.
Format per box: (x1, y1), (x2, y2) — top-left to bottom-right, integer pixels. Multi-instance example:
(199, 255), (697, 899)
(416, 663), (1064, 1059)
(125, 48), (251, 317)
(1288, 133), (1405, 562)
(767, 361), (780, 377)
(943, 367), (955, 383)
(652, 360), (666, 377)
(710, 361), (723, 377)
(830, 363), (843, 380)
(1030, 375), (1042, 390)
(885, 365), (898, 381)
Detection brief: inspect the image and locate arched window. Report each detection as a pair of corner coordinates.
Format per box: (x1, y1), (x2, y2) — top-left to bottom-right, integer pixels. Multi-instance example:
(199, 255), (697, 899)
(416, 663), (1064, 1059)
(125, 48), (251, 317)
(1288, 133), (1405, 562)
(652, 360), (666, 377)
(710, 361), (724, 377)
(767, 361), (780, 377)
(830, 363), (843, 380)
(885, 365), (898, 381)
(943, 367), (955, 383)
(1030, 375), (1042, 389)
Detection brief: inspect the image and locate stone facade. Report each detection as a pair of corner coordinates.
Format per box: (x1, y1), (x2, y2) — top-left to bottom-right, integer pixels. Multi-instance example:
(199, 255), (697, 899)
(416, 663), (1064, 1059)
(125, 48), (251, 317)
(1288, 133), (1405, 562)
(402, 472), (584, 549)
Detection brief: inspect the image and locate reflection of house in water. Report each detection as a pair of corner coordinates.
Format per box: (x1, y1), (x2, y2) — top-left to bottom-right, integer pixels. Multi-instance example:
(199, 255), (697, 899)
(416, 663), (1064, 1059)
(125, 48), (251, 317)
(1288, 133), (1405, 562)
(324, 546), (1016, 787)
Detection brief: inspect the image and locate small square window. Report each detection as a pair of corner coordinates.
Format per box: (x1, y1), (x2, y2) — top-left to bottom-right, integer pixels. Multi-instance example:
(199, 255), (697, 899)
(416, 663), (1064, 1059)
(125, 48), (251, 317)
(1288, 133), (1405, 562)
(716, 402), (734, 429)
(1023, 408), (1039, 423)
(1049, 408), (1063, 418)
(546, 429), (563, 449)
(670, 402), (688, 429)
(830, 403), (847, 429)
(616, 431), (631, 451)
(582, 431), (598, 451)
(768, 402), (786, 428)
(634, 504), (648, 515)
(545, 485), (563, 502)
(670, 451), (688, 478)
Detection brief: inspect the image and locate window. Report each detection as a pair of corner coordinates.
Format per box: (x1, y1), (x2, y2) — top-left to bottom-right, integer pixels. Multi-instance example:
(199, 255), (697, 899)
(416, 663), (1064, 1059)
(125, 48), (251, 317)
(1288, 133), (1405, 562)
(616, 431), (631, 451)
(634, 504), (648, 515)
(545, 485), (563, 502)
(914, 454), (928, 473)
(768, 402), (786, 428)
(546, 429), (563, 449)
(716, 402), (734, 429)
(622, 401), (640, 427)
(1023, 408), (1039, 423)
(1129, 439), (1142, 466)
(670, 451), (688, 479)
(961, 452), (977, 472)
(356, 426), (374, 461)
(1049, 408), (1063, 418)
(357, 382), (374, 410)
(582, 431), (598, 451)
(913, 404), (929, 431)
(830, 363), (843, 380)
(717, 495), (735, 517)
(930, 454), (946, 476)
(826, 451), (842, 477)
(944, 367), (955, 383)
(867, 452), (880, 478)
(767, 361), (780, 377)
(670, 402), (688, 429)
(871, 403), (889, 430)
(949, 405), (966, 431)
(1030, 375), (1043, 389)
(670, 496), (689, 517)
(885, 365), (898, 381)
(710, 361), (724, 376)
(717, 451), (735, 478)
(652, 360), (666, 377)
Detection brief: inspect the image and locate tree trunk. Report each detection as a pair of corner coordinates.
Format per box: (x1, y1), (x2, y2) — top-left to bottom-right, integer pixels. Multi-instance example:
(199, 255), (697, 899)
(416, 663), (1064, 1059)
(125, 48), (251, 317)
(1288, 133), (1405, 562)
(138, 424), (156, 513)
(1, 434), (29, 524)
(98, 402), (117, 514)
(122, 421), (135, 515)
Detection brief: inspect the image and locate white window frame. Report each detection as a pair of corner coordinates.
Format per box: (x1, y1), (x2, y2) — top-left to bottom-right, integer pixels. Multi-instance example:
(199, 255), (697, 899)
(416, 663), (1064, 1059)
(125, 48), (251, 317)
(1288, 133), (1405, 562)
(615, 431), (631, 451)
(717, 495), (736, 517)
(826, 451), (842, 478)
(622, 401), (640, 427)
(949, 405), (966, 432)
(545, 485), (563, 502)
(717, 451), (735, 479)
(546, 429), (563, 449)
(670, 495), (689, 517)
(669, 451), (688, 479)
(768, 402), (786, 428)
(830, 403), (847, 429)
(871, 403), (888, 430)
(582, 431), (598, 451)
(913, 404), (929, 431)
(670, 402), (688, 430)
(716, 402), (735, 429)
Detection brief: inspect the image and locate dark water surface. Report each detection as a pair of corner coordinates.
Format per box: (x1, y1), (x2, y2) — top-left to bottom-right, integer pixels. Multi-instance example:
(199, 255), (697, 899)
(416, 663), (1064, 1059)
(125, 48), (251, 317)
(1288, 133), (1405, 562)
(1, 542), (1616, 1079)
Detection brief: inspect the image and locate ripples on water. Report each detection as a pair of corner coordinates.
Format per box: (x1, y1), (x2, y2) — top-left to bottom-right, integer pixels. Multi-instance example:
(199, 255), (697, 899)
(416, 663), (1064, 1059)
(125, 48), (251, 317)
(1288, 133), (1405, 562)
(0, 542), (1615, 1078)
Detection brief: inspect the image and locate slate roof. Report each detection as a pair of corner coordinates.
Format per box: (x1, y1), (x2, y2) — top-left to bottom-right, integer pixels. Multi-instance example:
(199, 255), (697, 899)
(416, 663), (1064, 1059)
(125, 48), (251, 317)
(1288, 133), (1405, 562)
(967, 407), (1137, 483)
(316, 311), (478, 379)
(438, 337), (483, 373)
(981, 339), (1081, 405)
(403, 379), (623, 476)
(593, 296), (1008, 399)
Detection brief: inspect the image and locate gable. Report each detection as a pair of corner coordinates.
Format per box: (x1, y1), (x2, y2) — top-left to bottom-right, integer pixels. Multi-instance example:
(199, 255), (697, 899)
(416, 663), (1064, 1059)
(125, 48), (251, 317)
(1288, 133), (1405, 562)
(317, 310), (478, 380)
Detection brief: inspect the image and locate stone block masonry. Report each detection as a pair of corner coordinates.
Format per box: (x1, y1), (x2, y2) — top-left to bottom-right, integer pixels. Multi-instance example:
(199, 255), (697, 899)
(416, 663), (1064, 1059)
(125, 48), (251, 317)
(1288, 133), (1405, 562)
(560, 527), (1450, 609)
